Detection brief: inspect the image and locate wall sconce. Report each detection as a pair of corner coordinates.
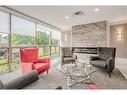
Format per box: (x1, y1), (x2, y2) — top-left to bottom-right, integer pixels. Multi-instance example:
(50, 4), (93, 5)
(116, 27), (123, 41)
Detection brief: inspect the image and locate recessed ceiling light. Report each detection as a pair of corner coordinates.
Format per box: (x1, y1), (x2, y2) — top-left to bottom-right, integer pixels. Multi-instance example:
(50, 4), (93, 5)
(94, 8), (100, 12)
(65, 16), (69, 19)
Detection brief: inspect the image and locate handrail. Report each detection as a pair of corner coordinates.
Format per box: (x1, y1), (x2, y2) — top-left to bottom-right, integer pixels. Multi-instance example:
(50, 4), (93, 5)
(11, 45), (59, 48)
(0, 47), (9, 49)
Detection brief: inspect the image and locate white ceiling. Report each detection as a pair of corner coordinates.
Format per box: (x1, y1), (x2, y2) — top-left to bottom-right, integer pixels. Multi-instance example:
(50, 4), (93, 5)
(9, 6), (127, 31)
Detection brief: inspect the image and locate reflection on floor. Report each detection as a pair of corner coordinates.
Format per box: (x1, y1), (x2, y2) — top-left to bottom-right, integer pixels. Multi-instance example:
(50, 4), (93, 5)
(0, 56), (127, 89)
(0, 54), (60, 84)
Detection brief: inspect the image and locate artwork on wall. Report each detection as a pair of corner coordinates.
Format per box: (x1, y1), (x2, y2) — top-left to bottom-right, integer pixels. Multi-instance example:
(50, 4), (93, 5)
(72, 21), (107, 47)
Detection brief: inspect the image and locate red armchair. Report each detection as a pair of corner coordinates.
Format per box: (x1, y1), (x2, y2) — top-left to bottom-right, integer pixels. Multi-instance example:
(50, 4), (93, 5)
(20, 48), (50, 75)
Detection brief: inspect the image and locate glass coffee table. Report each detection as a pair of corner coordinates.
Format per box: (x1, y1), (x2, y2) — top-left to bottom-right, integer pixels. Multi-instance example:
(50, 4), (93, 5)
(58, 61), (96, 87)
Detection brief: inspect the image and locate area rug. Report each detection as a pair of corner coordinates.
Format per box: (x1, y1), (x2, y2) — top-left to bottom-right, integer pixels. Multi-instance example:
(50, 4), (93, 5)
(38, 65), (127, 89)
(25, 65), (126, 89)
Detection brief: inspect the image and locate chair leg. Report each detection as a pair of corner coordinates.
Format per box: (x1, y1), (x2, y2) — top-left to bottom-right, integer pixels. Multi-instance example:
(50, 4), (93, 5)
(47, 70), (49, 74)
(109, 73), (111, 78)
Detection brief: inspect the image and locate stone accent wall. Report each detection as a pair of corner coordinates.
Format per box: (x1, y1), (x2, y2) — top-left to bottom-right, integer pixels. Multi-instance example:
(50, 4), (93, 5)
(72, 21), (107, 47)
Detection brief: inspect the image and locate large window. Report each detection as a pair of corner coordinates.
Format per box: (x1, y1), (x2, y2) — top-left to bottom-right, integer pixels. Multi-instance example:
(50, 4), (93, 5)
(12, 34), (34, 46)
(51, 30), (60, 46)
(36, 24), (50, 58)
(51, 39), (59, 46)
(0, 11), (10, 75)
(0, 48), (9, 74)
(0, 11), (9, 47)
(36, 24), (50, 46)
(11, 48), (20, 71)
(0, 11), (10, 34)
(51, 30), (61, 55)
(0, 33), (9, 47)
(44, 47), (50, 55)
(11, 15), (35, 46)
(0, 10), (61, 75)
(11, 15), (36, 71)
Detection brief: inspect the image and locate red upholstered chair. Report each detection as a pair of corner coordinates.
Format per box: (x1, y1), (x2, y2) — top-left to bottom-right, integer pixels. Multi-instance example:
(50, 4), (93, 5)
(20, 48), (50, 75)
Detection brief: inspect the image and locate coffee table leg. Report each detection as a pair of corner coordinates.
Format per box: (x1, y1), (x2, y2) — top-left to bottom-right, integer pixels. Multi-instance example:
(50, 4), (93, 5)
(89, 78), (94, 84)
(67, 76), (75, 87)
(79, 78), (94, 84)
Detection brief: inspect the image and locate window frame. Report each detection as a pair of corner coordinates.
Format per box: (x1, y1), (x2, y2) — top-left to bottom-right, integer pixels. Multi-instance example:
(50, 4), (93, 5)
(0, 9), (61, 75)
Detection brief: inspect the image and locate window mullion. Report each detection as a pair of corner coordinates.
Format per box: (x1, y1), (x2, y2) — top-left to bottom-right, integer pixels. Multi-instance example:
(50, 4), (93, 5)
(8, 13), (12, 72)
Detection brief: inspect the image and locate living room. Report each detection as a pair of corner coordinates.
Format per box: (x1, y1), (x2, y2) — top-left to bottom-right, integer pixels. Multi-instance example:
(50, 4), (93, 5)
(0, 5), (127, 90)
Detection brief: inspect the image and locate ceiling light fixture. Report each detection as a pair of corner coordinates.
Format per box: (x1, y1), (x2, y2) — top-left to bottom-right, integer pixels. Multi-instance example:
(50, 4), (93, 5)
(65, 16), (69, 19)
(94, 8), (100, 12)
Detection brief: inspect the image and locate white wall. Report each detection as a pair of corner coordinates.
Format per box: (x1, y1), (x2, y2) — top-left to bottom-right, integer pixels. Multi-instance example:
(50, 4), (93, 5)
(109, 20), (127, 79)
(61, 31), (72, 47)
